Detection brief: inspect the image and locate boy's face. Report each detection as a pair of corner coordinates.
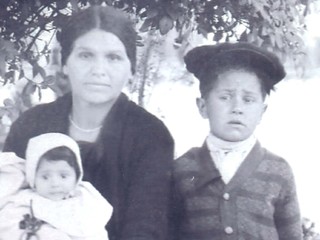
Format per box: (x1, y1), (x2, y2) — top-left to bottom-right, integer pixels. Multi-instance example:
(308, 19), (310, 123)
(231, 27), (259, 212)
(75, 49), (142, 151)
(35, 159), (77, 201)
(197, 69), (267, 142)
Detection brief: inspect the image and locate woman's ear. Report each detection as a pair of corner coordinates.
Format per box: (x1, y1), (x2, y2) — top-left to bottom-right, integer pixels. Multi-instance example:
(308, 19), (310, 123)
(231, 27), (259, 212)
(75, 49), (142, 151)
(196, 97), (208, 119)
(62, 65), (68, 76)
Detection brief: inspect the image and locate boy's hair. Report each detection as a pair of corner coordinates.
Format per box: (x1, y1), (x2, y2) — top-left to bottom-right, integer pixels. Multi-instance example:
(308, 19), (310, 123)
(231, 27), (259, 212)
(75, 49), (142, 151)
(37, 146), (81, 180)
(184, 42), (286, 99)
(201, 65), (270, 100)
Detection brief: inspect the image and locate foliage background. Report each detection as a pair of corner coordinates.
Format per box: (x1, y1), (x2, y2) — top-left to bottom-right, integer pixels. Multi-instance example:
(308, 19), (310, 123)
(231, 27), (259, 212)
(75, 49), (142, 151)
(0, 0), (310, 111)
(1, 0), (320, 238)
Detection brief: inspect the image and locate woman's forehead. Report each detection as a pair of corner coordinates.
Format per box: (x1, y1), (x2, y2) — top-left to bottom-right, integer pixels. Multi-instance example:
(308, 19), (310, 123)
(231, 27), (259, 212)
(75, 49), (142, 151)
(73, 29), (126, 52)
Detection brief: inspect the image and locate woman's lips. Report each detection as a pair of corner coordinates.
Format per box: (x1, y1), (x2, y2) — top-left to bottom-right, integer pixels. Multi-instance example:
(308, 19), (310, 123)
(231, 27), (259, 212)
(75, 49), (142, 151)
(85, 82), (110, 87)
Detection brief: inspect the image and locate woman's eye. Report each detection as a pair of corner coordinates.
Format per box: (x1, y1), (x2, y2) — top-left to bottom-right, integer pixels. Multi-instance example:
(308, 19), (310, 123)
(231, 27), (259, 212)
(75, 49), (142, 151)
(107, 53), (122, 61)
(78, 52), (92, 59)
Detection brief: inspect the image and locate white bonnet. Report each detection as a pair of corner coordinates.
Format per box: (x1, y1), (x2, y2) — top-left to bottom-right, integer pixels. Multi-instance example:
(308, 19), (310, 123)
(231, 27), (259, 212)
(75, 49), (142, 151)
(25, 133), (83, 188)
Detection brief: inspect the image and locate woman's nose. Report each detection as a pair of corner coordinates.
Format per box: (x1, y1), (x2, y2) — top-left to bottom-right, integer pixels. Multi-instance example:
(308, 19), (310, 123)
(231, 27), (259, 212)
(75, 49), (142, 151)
(91, 58), (107, 76)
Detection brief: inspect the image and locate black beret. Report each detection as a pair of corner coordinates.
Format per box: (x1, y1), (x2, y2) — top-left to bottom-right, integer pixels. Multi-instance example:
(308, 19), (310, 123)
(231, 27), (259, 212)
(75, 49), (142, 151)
(184, 42), (286, 93)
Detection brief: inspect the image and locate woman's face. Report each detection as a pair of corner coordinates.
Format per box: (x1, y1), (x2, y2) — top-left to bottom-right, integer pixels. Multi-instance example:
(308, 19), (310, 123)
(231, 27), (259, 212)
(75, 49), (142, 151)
(63, 29), (132, 105)
(197, 69), (267, 142)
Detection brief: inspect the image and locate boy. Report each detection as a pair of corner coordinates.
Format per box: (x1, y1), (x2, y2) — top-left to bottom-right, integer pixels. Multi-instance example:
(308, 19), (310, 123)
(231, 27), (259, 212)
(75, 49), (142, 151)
(0, 133), (112, 240)
(172, 42), (302, 240)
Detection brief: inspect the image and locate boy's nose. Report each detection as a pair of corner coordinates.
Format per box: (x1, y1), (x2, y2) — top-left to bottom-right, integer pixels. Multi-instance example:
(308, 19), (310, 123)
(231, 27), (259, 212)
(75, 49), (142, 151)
(232, 108), (242, 114)
(231, 99), (243, 114)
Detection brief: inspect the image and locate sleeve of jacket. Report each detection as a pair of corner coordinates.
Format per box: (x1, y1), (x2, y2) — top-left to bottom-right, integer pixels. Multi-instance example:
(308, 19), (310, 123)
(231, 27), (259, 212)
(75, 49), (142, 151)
(119, 120), (174, 240)
(3, 96), (70, 158)
(168, 164), (184, 240)
(274, 161), (303, 240)
(2, 110), (33, 158)
(0, 152), (26, 204)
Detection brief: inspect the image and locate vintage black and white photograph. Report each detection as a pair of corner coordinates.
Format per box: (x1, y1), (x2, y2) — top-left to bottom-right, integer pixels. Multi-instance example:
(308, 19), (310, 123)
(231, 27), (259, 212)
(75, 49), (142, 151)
(0, 0), (320, 239)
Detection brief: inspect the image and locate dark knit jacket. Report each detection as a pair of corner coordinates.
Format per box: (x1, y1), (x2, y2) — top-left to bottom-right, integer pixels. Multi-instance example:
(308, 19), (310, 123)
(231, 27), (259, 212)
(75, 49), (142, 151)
(3, 93), (174, 240)
(172, 142), (302, 240)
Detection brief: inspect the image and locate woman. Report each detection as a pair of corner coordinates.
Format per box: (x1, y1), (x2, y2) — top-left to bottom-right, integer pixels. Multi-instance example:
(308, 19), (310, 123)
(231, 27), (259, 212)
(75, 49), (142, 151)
(3, 6), (174, 240)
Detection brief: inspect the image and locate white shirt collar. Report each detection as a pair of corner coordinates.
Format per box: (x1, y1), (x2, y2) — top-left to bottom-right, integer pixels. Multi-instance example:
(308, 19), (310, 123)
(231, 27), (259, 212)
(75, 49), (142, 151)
(206, 133), (257, 184)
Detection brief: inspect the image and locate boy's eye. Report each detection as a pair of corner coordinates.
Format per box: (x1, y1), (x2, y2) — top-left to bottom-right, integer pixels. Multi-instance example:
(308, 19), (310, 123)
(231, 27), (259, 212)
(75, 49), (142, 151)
(41, 175), (48, 180)
(243, 97), (255, 103)
(219, 95), (231, 100)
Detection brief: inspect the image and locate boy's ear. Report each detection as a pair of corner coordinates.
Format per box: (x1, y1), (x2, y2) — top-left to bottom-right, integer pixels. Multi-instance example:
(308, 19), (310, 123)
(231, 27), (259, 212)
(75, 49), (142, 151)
(196, 97), (208, 119)
(263, 104), (268, 113)
(258, 104), (268, 124)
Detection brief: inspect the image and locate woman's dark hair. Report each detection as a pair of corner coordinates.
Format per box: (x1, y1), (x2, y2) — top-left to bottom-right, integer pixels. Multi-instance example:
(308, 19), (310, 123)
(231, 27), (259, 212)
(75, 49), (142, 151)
(58, 5), (137, 73)
(37, 146), (81, 180)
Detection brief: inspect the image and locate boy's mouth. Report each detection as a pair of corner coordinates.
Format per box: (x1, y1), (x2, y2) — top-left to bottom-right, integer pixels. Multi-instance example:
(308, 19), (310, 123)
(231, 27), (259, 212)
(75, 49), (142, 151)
(228, 120), (244, 126)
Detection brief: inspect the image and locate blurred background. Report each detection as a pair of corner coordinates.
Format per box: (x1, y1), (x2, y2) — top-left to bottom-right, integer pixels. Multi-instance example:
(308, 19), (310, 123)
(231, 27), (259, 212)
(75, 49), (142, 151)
(1, 0), (320, 237)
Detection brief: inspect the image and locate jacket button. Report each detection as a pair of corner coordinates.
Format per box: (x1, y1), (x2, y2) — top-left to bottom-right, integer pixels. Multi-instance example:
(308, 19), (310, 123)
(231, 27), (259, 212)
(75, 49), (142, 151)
(223, 192), (230, 200)
(224, 226), (233, 234)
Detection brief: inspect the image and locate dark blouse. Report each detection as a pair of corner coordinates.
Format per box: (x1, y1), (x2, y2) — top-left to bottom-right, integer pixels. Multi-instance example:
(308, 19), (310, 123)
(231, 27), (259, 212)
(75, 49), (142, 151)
(3, 92), (174, 240)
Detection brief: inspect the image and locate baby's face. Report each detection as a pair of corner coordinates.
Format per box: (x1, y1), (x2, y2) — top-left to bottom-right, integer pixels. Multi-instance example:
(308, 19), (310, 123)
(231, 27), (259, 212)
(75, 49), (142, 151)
(34, 159), (77, 201)
(197, 69), (266, 142)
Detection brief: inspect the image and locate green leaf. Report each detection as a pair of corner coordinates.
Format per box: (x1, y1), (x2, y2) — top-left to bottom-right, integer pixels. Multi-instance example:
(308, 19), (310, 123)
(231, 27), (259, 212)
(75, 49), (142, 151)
(0, 55), (6, 79)
(166, 6), (180, 21)
(140, 18), (153, 32)
(3, 99), (14, 107)
(275, 34), (283, 49)
(239, 31), (248, 41)
(213, 30), (223, 42)
(43, 75), (56, 85)
(4, 71), (14, 83)
(24, 81), (37, 95)
(32, 64), (46, 80)
(146, 8), (159, 19)
(18, 70), (25, 80)
(198, 27), (208, 38)
(0, 107), (7, 118)
(70, 0), (79, 11)
(136, 41), (144, 47)
(159, 16), (174, 35)
(56, 0), (68, 10)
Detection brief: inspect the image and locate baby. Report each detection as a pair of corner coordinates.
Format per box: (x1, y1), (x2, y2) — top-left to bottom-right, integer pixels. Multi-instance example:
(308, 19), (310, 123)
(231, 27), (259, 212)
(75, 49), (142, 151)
(0, 132), (112, 240)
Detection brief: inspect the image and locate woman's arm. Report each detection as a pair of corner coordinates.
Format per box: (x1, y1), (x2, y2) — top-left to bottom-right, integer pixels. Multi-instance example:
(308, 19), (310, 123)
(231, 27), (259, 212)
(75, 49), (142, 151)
(0, 152), (26, 202)
(120, 125), (174, 240)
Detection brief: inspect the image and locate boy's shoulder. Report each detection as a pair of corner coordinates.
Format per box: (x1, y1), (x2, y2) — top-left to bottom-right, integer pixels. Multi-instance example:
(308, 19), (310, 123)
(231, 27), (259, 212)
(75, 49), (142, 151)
(173, 145), (221, 194)
(173, 145), (217, 178)
(174, 147), (205, 172)
(258, 145), (295, 178)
